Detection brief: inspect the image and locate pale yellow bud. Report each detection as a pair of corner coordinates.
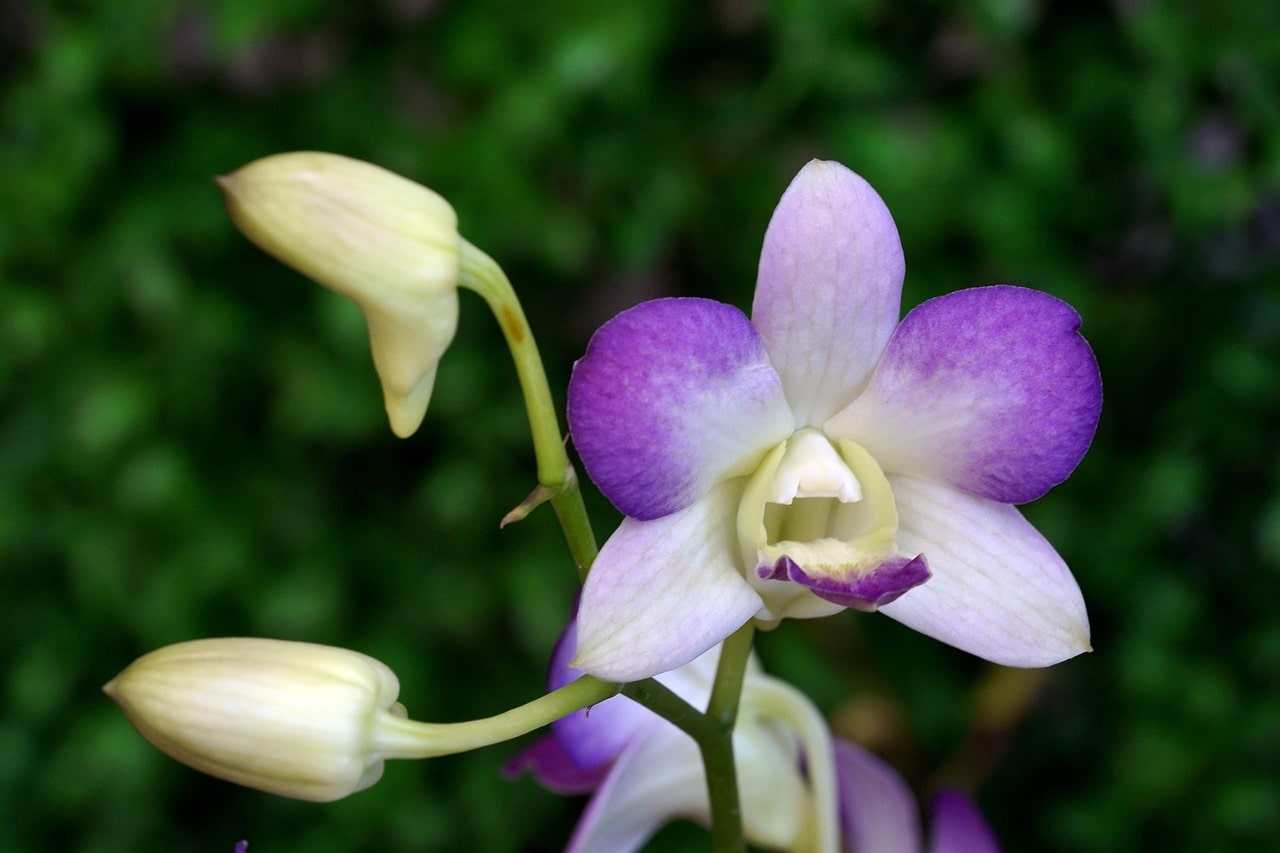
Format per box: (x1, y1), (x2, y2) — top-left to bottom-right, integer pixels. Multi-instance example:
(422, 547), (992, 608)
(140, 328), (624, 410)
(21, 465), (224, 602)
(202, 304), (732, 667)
(104, 638), (406, 802)
(218, 152), (461, 437)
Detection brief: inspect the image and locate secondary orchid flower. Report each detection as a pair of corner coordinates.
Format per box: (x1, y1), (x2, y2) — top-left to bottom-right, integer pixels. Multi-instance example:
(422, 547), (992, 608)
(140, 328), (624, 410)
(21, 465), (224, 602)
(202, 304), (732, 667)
(507, 617), (1001, 852)
(507, 616), (840, 852)
(567, 160), (1102, 681)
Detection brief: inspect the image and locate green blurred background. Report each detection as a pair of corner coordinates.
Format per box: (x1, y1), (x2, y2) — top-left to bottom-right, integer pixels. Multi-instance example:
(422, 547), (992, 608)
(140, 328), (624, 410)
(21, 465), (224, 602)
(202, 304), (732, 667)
(2, 0), (1277, 850)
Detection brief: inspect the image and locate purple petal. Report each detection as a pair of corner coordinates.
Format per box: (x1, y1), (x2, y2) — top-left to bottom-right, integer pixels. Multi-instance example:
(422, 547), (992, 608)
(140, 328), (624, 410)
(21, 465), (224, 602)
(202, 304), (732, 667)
(878, 476), (1091, 666)
(826, 286), (1102, 504)
(752, 160), (906, 426)
(568, 297), (793, 520)
(548, 617), (652, 770)
(758, 554), (930, 611)
(833, 739), (923, 853)
(503, 735), (608, 795)
(547, 610), (722, 769)
(572, 484), (765, 682)
(929, 790), (1001, 853)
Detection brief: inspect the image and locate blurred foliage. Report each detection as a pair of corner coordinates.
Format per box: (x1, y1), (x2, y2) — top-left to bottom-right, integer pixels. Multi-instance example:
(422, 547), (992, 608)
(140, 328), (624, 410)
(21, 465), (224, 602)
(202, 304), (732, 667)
(1, 0), (1277, 850)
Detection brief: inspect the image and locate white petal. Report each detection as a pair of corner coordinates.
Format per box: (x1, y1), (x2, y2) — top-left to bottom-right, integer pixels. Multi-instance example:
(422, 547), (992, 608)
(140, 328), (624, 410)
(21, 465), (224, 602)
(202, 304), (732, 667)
(879, 477), (1090, 666)
(568, 680), (821, 853)
(567, 721), (706, 853)
(573, 483), (764, 682)
(752, 160), (905, 426)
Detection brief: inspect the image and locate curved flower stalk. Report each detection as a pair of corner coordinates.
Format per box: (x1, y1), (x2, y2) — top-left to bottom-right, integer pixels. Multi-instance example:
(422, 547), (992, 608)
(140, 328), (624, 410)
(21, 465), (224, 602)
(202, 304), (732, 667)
(567, 160), (1102, 681)
(219, 152), (461, 438)
(507, 618), (840, 852)
(104, 637), (617, 802)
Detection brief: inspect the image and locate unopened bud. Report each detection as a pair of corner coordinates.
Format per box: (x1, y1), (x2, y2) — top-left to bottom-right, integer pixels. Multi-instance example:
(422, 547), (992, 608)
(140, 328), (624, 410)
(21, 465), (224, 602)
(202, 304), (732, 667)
(218, 152), (461, 437)
(104, 638), (406, 801)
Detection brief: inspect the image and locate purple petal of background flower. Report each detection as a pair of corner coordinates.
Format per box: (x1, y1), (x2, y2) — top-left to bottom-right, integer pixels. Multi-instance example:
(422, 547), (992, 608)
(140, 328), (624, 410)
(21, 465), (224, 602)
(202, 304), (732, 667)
(758, 554), (930, 611)
(834, 739), (923, 853)
(503, 735), (608, 795)
(929, 790), (1001, 853)
(826, 285), (1102, 504)
(752, 160), (906, 426)
(568, 297), (793, 521)
(548, 608), (656, 770)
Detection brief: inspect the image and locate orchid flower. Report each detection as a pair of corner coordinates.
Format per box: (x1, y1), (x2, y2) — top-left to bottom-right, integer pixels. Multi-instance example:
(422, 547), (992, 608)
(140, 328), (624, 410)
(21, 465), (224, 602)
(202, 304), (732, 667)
(566, 160), (1102, 681)
(507, 617), (1001, 852)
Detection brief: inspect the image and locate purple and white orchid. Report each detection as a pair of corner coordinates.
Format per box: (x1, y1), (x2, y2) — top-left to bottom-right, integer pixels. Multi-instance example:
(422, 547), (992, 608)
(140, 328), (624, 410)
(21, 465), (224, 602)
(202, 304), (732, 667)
(508, 616), (1001, 853)
(509, 617), (837, 850)
(566, 160), (1102, 681)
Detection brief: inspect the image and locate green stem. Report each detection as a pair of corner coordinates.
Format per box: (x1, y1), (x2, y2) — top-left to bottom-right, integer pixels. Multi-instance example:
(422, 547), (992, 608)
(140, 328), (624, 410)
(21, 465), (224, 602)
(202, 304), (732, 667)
(621, 673), (741, 851)
(373, 675), (618, 759)
(549, 467), (597, 580)
(457, 238), (597, 579)
(699, 714), (745, 853)
(459, 238), (749, 849)
(622, 628), (754, 853)
(621, 678), (717, 740)
(706, 621), (756, 727)
(703, 621), (756, 853)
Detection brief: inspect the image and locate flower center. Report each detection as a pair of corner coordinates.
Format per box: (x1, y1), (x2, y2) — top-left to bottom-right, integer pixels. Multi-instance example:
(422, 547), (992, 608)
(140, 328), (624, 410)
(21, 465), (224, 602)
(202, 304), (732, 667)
(738, 428), (927, 617)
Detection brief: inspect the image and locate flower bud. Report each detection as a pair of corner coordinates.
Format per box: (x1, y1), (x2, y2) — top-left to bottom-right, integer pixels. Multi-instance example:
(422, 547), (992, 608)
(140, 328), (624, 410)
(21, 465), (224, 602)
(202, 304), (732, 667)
(218, 152), (461, 437)
(104, 637), (406, 802)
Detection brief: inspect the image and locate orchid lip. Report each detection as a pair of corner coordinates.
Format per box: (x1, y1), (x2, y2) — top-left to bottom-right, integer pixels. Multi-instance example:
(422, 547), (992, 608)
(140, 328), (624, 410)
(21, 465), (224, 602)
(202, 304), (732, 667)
(759, 554), (930, 611)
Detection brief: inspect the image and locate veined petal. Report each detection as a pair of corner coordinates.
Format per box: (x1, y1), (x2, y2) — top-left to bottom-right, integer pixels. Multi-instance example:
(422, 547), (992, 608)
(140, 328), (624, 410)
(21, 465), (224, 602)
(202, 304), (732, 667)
(572, 483), (764, 682)
(826, 286), (1102, 504)
(568, 298), (793, 520)
(752, 160), (905, 426)
(929, 790), (1001, 853)
(834, 739), (923, 853)
(567, 721), (705, 853)
(878, 476), (1091, 667)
